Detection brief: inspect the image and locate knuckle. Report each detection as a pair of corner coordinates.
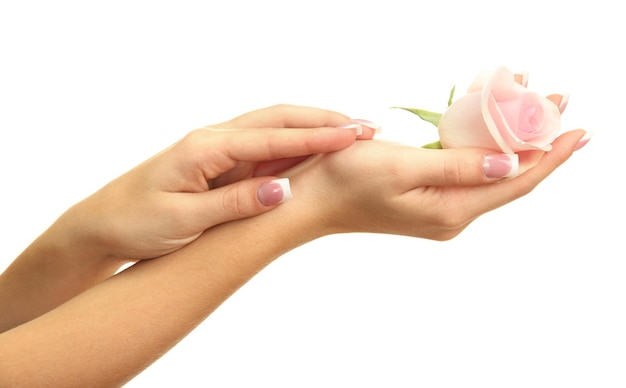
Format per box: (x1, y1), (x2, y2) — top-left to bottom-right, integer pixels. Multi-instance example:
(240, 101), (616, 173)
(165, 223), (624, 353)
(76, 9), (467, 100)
(270, 103), (292, 111)
(182, 128), (213, 148)
(441, 149), (489, 186)
(265, 103), (293, 117)
(183, 128), (205, 142)
(176, 129), (208, 156)
(220, 185), (249, 218)
(177, 128), (233, 174)
(442, 158), (463, 186)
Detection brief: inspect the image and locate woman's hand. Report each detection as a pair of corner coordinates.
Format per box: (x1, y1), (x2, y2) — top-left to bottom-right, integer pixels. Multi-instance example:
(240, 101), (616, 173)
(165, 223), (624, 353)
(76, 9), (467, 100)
(0, 105), (376, 331)
(63, 105), (375, 262)
(284, 129), (588, 241)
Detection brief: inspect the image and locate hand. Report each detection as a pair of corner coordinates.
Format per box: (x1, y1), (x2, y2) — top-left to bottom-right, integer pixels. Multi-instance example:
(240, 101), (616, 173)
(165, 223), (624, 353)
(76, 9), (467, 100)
(283, 129), (588, 241)
(61, 105), (375, 261)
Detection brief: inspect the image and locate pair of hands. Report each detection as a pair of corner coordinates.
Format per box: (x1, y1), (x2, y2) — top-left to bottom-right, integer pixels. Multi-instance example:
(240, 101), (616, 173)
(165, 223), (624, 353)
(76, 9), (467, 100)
(63, 105), (373, 262)
(65, 104), (585, 264)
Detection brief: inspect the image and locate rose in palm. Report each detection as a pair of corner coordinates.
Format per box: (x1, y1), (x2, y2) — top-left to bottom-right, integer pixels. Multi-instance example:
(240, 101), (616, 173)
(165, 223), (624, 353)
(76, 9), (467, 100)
(437, 67), (561, 153)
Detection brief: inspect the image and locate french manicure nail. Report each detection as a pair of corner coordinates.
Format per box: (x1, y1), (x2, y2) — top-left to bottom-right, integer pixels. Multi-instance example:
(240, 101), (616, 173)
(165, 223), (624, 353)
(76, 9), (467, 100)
(520, 71), (529, 87)
(257, 178), (292, 206)
(482, 153), (519, 179)
(574, 131), (591, 151)
(352, 119), (382, 133)
(558, 93), (569, 113)
(338, 123), (363, 135)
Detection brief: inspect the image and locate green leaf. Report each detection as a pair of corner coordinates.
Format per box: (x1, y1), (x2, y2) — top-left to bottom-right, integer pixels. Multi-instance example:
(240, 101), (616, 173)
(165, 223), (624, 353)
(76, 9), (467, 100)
(447, 85), (456, 107)
(422, 140), (442, 149)
(391, 107), (442, 127)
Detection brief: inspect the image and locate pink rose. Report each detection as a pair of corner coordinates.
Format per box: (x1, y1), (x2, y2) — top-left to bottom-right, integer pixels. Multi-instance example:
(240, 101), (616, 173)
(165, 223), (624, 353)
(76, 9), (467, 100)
(437, 67), (562, 153)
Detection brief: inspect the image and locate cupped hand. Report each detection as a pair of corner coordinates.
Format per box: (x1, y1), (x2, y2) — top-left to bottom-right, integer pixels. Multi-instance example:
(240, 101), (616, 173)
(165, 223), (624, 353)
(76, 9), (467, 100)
(285, 129), (587, 241)
(63, 105), (375, 261)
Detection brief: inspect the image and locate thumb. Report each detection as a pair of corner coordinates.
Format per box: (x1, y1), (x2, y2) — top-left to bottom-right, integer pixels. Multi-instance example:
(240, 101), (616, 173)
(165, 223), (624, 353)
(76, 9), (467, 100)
(186, 177), (292, 229)
(405, 147), (520, 187)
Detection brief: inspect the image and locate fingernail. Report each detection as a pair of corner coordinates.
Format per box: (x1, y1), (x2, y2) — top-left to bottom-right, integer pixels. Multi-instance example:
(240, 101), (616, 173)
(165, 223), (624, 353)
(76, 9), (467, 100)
(337, 123), (363, 135)
(574, 131), (591, 151)
(558, 93), (569, 114)
(482, 153), (519, 178)
(257, 178), (292, 206)
(352, 119), (382, 134)
(521, 71), (529, 87)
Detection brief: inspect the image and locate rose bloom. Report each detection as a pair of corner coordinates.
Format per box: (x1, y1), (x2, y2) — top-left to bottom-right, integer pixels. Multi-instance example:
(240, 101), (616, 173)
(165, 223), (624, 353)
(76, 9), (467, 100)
(437, 67), (561, 153)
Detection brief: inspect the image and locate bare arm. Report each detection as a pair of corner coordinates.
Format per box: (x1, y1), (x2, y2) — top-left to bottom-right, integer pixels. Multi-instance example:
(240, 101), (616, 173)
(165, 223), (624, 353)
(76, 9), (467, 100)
(0, 105), (368, 332)
(0, 129), (587, 387)
(0, 198), (312, 387)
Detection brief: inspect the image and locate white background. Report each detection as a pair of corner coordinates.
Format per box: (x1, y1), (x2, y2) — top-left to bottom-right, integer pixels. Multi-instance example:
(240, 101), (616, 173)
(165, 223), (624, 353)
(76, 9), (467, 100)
(1, 1), (624, 387)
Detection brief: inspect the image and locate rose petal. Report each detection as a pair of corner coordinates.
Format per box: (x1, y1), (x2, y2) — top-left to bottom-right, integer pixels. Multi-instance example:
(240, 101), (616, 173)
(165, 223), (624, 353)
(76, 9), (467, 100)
(438, 66), (561, 154)
(466, 71), (492, 93)
(482, 67), (559, 152)
(438, 92), (502, 151)
(480, 68), (518, 153)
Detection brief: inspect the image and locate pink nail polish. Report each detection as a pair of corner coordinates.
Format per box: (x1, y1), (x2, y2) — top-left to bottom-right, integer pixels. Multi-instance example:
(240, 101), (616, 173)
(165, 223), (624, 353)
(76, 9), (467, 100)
(558, 93), (569, 114)
(482, 153), (519, 178)
(520, 71), (529, 87)
(257, 178), (292, 206)
(574, 132), (591, 151)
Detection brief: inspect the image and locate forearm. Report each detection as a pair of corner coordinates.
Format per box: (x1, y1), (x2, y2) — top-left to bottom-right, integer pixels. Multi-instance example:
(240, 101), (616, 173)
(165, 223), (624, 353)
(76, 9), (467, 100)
(0, 200), (319, 387)
(0, 208), (126, 333)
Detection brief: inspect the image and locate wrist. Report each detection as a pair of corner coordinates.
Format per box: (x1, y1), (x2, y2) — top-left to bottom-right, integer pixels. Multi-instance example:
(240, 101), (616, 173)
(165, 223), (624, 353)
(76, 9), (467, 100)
(0, 208), (124, 331)
(53, 203), (127, 268)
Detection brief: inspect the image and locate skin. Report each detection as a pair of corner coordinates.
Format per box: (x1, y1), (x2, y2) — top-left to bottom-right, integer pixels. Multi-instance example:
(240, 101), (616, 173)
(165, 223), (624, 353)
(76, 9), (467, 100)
(0, 105), (587, 387)
(0, 105), (372, 332)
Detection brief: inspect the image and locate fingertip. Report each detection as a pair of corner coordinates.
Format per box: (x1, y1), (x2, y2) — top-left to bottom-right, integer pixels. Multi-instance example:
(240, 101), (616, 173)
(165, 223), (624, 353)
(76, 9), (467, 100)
(574, 130), (591, 151)
(482, 153), (519, 179)
(198, 177), (293, 228)
(337, 123), (363, 135)
(514, 72), (529, 87)
(520, 129), (588, 178)
(546, 93), (569, 114)
(553, 129), (589, 151)
(344, 119), (380, 140)
(352, 119), (382, 134)
(257, 178), (292, 207)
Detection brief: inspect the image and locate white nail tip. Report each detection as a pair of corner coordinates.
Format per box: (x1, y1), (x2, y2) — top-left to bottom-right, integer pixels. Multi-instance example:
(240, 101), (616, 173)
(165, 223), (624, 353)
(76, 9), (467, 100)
(338, 123), (363, 135)
(521, 72), (529, 87)
(274, 178), (292, 202)
(507, 154), (520, 178)
(353, 119), (382, 133)
(559, 93), (570, 113)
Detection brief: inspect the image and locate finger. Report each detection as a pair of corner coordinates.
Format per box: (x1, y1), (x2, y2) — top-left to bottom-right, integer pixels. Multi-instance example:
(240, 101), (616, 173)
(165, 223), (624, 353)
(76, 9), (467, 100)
(250, 123), (376, 177)
(179, 177), (292, 231)
(403, 130), (585, 239)
(392, 146), (520, 188)
(514, 72), (529, 87)
(546, 93), (569, 114)
(213, 104), (353, 129)
(464, 129), (587, 214)
(199, 126), (360, 166)
(352, 119), (381, 139)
